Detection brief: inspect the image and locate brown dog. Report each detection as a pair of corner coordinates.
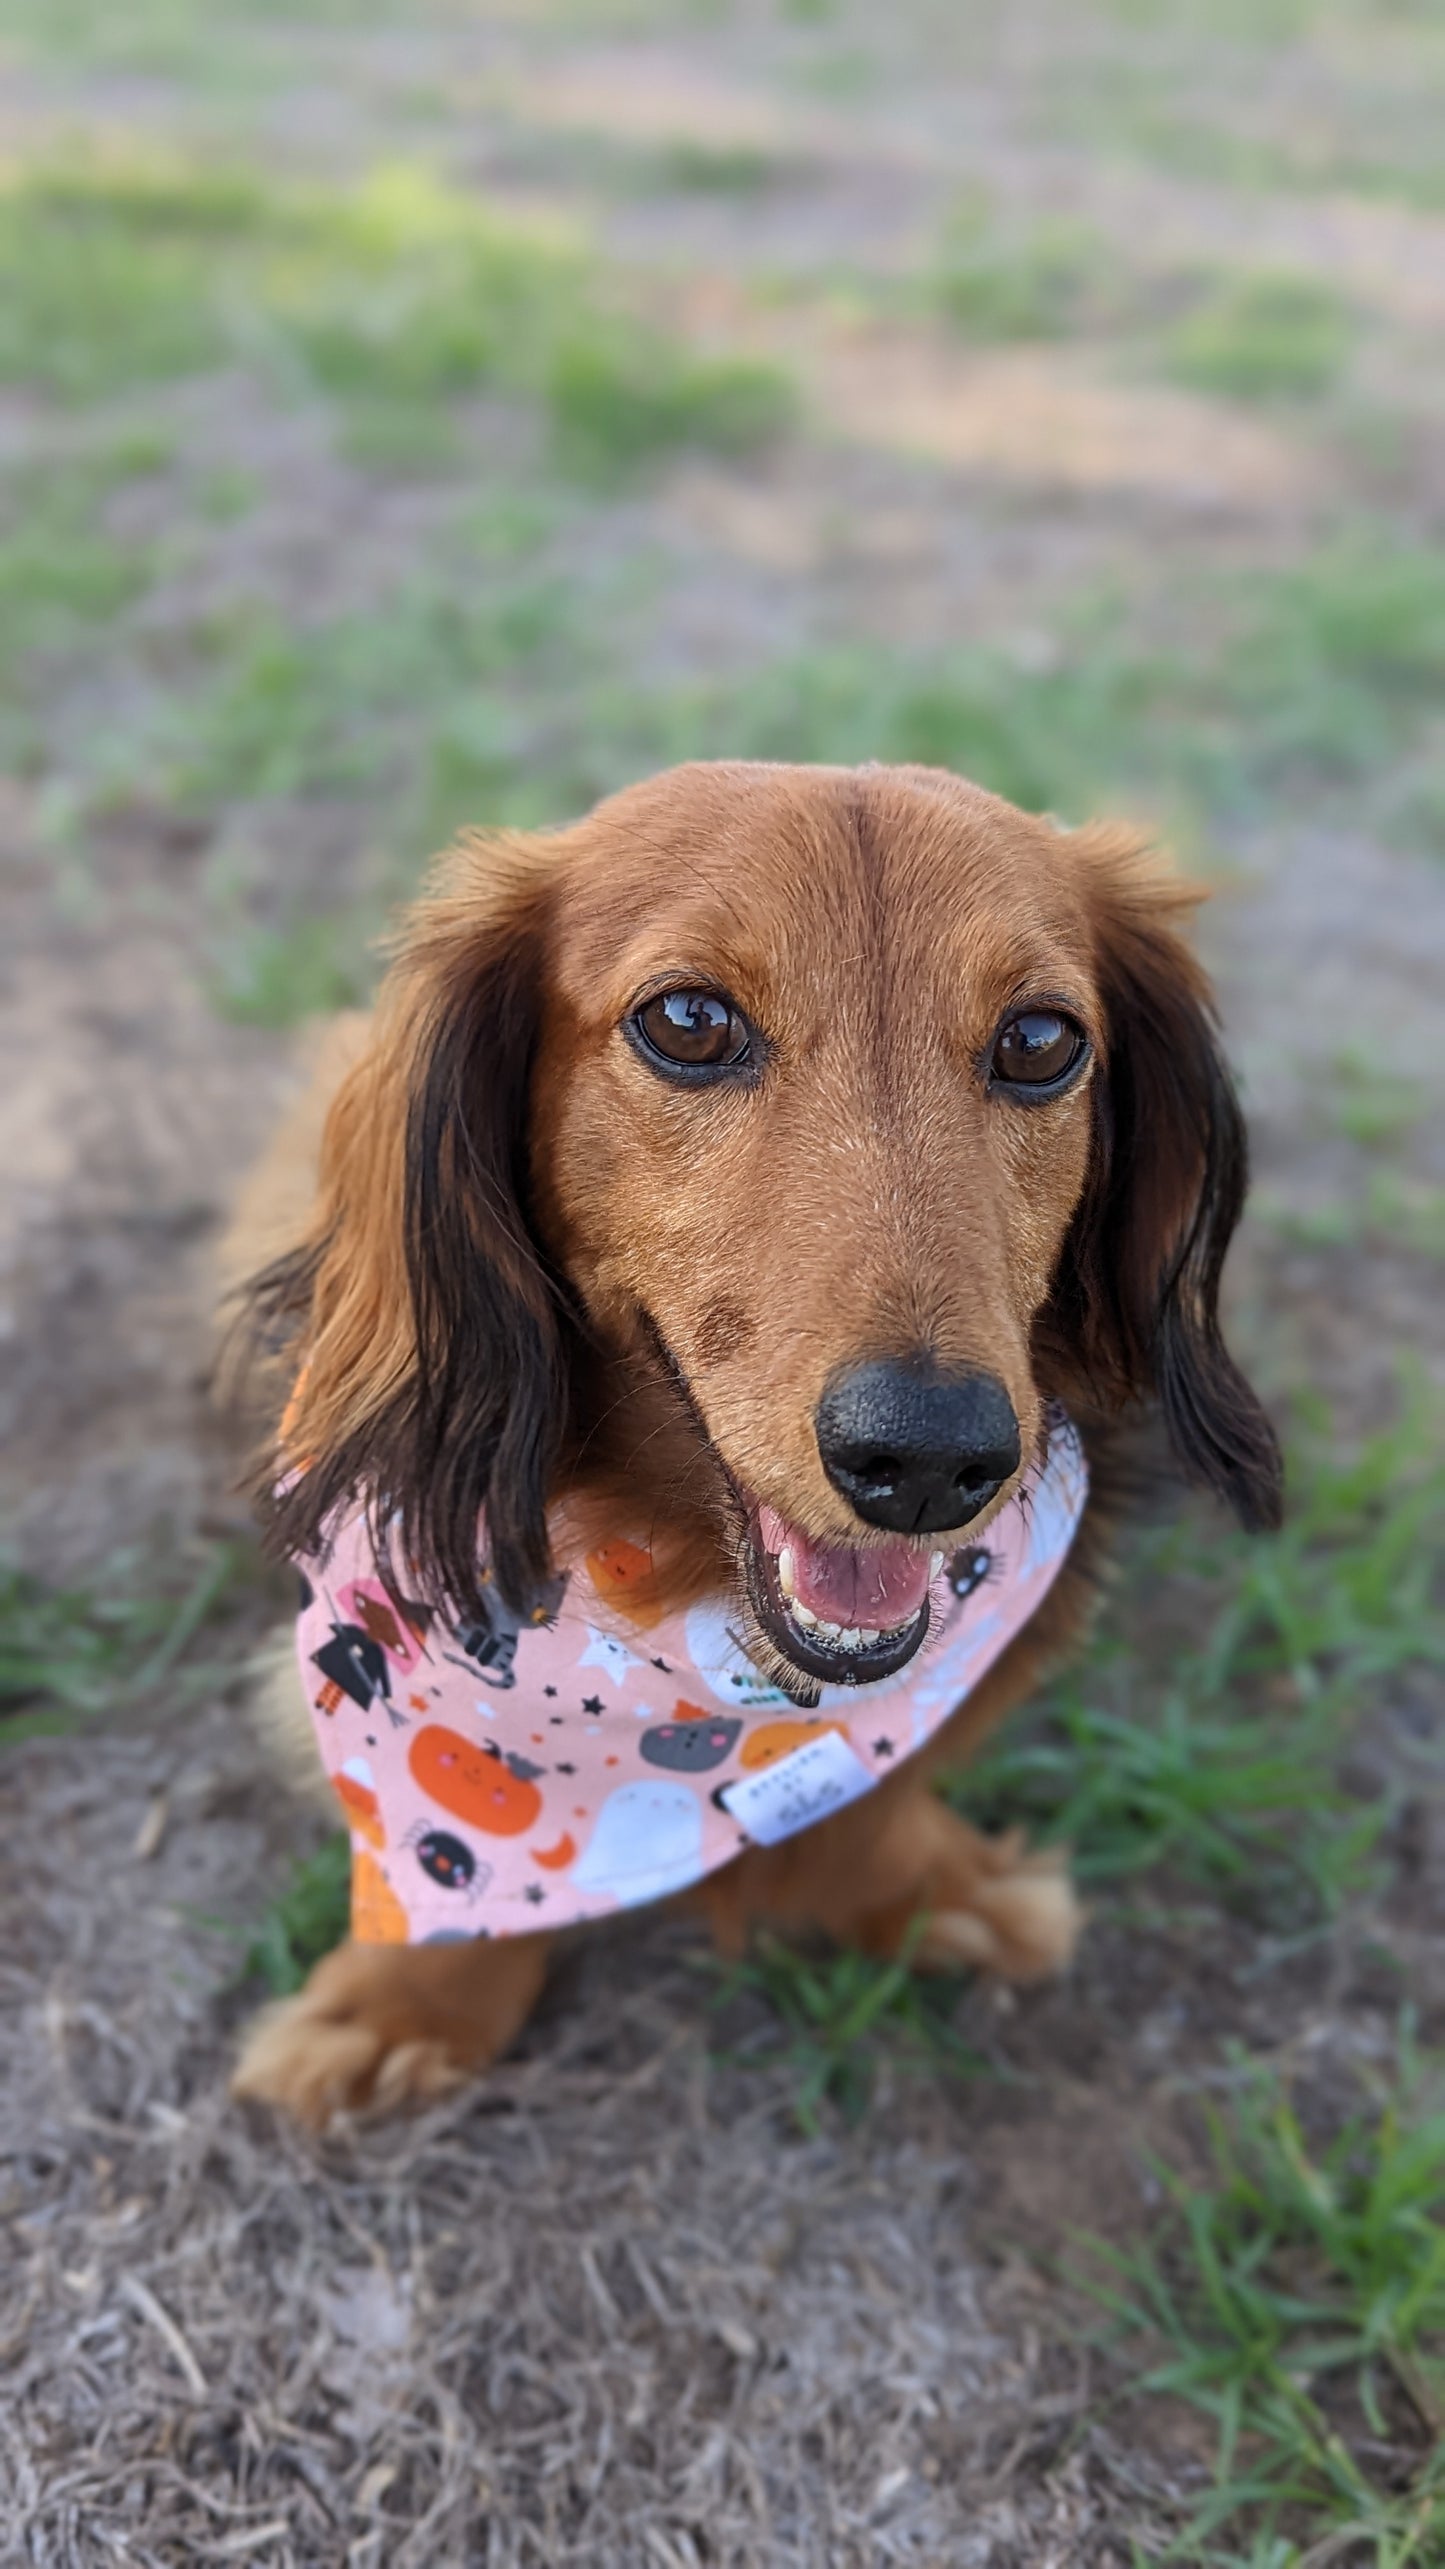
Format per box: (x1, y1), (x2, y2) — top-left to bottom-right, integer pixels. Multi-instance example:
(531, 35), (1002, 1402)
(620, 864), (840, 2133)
(229, 760), (1280, 2129)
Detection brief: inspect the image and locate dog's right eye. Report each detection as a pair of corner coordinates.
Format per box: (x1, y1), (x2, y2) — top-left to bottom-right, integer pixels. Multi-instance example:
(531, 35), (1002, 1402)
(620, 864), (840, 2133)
(631, 989), (753, 1076)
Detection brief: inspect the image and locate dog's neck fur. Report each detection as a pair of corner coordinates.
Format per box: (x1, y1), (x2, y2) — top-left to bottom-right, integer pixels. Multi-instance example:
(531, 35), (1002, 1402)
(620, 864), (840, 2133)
(559, 1334), (738, 1618)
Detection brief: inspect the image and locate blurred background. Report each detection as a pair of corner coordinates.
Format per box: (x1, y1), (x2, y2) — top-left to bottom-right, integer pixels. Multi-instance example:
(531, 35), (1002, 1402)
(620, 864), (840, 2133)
(2, 4), (1443, 2563)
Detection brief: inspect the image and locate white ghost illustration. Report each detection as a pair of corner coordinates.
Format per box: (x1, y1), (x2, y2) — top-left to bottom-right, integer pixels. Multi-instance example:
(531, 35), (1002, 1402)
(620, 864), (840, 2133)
(578, 1625), (647, 1686)
(683, 1603), (792, 1712)
(568, 1780), (705, 1908)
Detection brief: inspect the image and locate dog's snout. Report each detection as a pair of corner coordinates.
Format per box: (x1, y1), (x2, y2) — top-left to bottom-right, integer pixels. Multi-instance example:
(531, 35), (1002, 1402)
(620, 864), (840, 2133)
(815, 1360), (1022, 1535)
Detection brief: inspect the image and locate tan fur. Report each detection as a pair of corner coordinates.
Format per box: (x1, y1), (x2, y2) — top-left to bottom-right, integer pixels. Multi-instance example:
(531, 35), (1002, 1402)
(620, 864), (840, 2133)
(227, 761), (1269, 2130)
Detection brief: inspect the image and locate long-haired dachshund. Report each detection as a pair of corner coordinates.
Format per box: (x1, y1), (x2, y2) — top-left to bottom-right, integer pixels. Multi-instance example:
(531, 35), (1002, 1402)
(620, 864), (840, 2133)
(228, 760), (1280, 2129)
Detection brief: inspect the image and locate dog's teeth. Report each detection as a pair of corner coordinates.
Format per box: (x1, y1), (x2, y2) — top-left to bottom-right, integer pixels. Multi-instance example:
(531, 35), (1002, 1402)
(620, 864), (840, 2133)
(777, 1546), (796, 1599)
(855, 1626), (880, 1647)
(791, 1600), (819, 1629)
(930, 1551), (944, 1577)
(816, 1619), (842, 1643)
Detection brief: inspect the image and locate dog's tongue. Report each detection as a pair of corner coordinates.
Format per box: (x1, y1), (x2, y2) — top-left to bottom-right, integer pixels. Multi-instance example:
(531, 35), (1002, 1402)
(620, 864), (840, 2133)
(757, 1505), (932, 1629)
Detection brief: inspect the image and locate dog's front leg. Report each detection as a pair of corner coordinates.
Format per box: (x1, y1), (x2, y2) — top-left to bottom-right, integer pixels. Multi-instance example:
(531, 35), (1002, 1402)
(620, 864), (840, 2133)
(701, 1781), (1080, 1985)
(232, 1931), (550, 2131)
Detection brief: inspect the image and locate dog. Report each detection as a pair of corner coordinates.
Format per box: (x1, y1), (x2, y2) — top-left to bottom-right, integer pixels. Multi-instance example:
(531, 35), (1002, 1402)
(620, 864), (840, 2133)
(227, 759), (1281, 2130)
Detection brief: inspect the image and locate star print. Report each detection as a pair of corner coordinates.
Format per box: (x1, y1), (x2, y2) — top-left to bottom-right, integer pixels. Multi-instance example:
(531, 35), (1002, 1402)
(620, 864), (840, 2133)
(523, 1885), (545, 1905)
(872, 1736), (896, 1758)
(544, 1685), (557, 1698)
(556, 1761), (576, 1775)
(581, 1695), (604, 1715)
(549, 1714), (563, 1724)
(651, 1656), (671, 1672)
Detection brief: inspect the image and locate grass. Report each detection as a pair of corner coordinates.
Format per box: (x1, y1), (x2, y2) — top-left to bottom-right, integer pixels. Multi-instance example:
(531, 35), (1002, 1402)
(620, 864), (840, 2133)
(958, 1393), (1445, 1922)
(709, 1931), (986, 2132)
(0, 150), (794, 808)
(547, 332), (794, 478)
(1086, 2037), (1445, 2562)
(0, 155), (793, 477)
(1063, 93), (1445, 218)
(635, 533), (1445, 822)
(1326, 1048), (1427, 1150)
(0, 1543), (244, 1743)
(1259, 1171), (1445, 1263)
(211, 910), (375, 1027)
(0, 163), (248, 400)
(68, 521), (1436, 1032)
(165, 553), (592, 838)
(1165, 271), (1357, 402)
(650, 139), (784, 193)
(0, 448), (159, 723)
(930, 191), (1111, 341)
(247, 1831), (352, 1995)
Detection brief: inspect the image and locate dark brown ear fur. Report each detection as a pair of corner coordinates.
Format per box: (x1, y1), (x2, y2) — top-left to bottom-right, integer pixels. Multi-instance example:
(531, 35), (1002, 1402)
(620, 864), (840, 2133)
(243, 838), (577, 1622)
(1043, 833), (1283, 1532)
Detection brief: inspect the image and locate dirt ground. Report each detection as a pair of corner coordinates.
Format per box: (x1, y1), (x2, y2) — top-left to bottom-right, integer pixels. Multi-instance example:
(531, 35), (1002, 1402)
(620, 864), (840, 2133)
(2, 3), (1444, 2563)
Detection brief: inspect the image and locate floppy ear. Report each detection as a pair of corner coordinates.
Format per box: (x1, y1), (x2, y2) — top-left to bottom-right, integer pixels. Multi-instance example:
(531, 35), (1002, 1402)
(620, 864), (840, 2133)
(1044, 829), (1283, 1532)
(243, 834), (577, 1621)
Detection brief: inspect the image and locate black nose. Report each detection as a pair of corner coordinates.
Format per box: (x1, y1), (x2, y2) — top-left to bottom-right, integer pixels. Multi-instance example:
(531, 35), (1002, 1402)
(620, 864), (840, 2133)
(815, 1360), (1022, 1536)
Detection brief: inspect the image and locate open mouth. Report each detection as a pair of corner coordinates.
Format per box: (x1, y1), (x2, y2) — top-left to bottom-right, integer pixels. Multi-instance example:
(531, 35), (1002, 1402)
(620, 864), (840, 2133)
(743, 1502), (937, 1690)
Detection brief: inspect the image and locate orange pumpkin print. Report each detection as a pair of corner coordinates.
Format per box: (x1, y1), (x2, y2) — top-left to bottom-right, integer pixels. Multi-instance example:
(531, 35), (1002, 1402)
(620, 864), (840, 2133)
(739, 1717), (850, 1773)
(585, 1537), (664, 1629)
(408, 1726), (543, 1835)
(351, 1850), (409, 1944)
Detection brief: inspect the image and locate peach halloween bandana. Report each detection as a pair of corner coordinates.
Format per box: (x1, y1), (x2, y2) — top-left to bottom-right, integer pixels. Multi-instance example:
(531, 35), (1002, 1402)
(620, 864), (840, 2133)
(296, 1416), (1087, 1946)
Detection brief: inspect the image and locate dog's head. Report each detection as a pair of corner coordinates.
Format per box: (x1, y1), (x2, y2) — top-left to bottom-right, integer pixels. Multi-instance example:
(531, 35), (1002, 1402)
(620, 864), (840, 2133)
(258, 762), (1280, 1694)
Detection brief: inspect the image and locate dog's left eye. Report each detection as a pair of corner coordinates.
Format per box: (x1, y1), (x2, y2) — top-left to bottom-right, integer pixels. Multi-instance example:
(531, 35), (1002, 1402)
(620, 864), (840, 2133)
(990, 1009), (1088, 1091)
(632, 989), (753, 1075)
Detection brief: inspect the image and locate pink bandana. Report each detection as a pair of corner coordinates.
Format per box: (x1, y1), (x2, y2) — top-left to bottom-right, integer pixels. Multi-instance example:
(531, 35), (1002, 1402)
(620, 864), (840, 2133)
(296, 1417), (1087, 1944)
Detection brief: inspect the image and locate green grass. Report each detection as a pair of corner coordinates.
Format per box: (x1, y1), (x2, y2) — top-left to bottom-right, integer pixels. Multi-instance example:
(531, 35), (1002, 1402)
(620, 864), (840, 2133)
(0, 154), (793, 478)
(930, 192), (1111, 341)
(74, 521), (1438, 1030)
(650, 139), (784, 193)
(1086, 2037), (1445, 2562)
(1067, 94), (1445, 218)
(547, 331), (794, 478)
(167, 557), (587, 827)
(1326, 1047), (1427, 1150)
(211, 910), (375, 1027)
(709, 1931), (986, 2132)
(629, 534), (1445, 824)
(1258, 1170), (1445, 1262)
(0, 1543), (244, 1742)
(957, 1394), (1445, 1921)
(0, 163), (251, 400)
(1165, 271), (1357, 401)
(248, 1831), (352, 1995)
(0, 448), (160, 720)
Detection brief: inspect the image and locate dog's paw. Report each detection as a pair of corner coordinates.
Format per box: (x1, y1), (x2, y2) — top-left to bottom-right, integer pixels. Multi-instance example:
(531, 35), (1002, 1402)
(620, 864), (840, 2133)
(914, 1833), (1083, 1983)
(231, 1994), (469, 2133)
(230, 1934), (547, 2132)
